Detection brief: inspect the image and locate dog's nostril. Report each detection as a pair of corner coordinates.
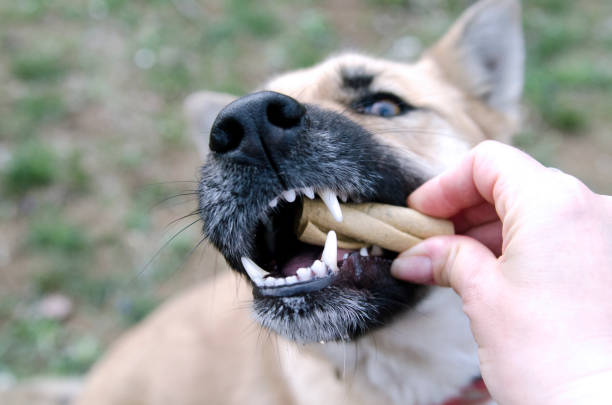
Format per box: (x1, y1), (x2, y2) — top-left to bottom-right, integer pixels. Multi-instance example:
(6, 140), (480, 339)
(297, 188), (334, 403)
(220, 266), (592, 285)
(210, 117), (243, 153)
(266, 100), (305, 130)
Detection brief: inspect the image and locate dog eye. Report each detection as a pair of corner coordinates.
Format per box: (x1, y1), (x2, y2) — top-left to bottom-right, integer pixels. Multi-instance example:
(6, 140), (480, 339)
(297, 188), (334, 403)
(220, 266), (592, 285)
(353, 93), (412, 118)
(363, 100), (401, 117)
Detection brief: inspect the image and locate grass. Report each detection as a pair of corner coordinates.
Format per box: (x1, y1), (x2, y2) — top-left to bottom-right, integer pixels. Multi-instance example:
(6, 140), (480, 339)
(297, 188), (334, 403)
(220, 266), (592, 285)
(521, 3), (597, 135)
(14, 90), (68, 131)
(63, 150), (91, 193)
(0, 317), (102, 378)
(124, 184), (172, 231)
(2, 141), (91, 197)
(549, 63), (612, 89)
(11, 50), (68, 82)
(2, 140), (58, 196)
(28, 215), (91, 254)
(282, 10), (337, 69)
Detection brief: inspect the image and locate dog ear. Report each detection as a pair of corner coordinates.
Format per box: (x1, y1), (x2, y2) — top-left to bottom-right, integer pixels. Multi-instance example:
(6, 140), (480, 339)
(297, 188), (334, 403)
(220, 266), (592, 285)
(425, 0), (524, 120)
(184, 91), (236, 160)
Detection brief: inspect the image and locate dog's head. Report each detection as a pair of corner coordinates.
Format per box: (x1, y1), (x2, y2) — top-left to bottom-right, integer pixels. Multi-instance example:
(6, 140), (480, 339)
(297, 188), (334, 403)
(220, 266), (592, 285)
(196, 0), (523, 343)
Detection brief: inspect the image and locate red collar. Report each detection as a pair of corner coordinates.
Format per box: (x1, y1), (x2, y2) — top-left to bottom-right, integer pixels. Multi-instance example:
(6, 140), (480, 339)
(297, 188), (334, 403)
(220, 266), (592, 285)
(439, 378), (491, 405)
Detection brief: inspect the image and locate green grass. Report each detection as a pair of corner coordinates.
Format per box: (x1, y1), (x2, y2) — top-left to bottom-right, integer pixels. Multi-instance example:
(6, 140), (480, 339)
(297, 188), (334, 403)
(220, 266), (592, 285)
(225, 0), (281, 38)
(528, 0), (572, 14)
(157, 110), (187, 146)
(521, 3), (598, 134)
(14, 90), (67, 129)
(2, 142), (90, 197)
(124, 184), (172, 231)
(549, 63), (612, 89)
(28, 215), (91, 254)
(282, 10), (337, 69)
(0, 317), (102, 377)
(26, 211), (119, 308)
(63, 150), (91, 192)
(2, 140), (58, 196)
(11, 50), (68, 82)
(116, 294), (160, 326)
(146, 61), (194, 100)
(150, 232), (198, 282)
(34, 262), (116, 306)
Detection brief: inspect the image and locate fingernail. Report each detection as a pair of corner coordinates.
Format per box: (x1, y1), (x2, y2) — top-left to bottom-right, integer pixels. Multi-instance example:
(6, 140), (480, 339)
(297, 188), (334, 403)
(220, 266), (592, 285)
(391, 255), (433, 284)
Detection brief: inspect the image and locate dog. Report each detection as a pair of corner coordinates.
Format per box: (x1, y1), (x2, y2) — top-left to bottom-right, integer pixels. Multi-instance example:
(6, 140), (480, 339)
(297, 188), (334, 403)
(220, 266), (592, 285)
(76, 1), (523, 404)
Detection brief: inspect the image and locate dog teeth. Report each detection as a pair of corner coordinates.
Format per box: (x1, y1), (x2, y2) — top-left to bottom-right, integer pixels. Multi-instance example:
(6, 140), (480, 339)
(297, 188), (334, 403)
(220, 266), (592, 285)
(339, 192), (348, 203)
(359, 247), (369, 257)
(319, 189), (343, 222)
(311, 260), (327, 277)
(296, 267), (313, 281)
(245, 230), (340, 289)
(270, 187), (315, 207)
(241, 257), (270, 286)
(282, 189), (296, 202)
(249, 255), (338, 288)
(302, 187), (315, 199)
(370, 245), (383, 256)
(322, 231), (338, 272)
(268, 197), (279, 208)
(257, 274), (301, 287)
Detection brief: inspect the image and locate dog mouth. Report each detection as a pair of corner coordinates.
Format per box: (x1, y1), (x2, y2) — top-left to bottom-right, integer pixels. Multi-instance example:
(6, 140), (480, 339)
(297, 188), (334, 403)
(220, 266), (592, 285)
(241, 187), (398, 298)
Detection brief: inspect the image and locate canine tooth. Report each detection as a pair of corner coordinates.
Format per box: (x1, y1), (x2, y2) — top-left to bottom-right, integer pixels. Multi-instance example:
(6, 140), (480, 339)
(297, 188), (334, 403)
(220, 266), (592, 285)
(371, 245), (383, 256)
(302, 187), (315, 199)
(311, 260), (327, 277)
(285, 275), (298, 285)
(339, 192), (348, 203)
(282, 189), (296, 202)
(241, 257), (270, 285)
(269, 197), (279, 208)
(319, 189), (343, 222)
(359, 247), (369, 257)
(322, 231), (338, 272)
(297, 267), (313, 281)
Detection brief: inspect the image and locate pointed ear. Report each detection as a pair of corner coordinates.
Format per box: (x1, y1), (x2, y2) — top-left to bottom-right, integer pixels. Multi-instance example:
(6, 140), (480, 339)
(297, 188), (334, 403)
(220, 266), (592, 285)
(425, 0), (524, 119)
(184, 91), (236, 160)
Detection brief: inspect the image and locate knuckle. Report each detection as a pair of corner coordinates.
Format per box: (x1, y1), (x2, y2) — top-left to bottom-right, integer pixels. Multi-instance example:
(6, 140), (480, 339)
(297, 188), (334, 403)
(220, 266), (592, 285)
(546, 172), (593, 217)
(442, 238), (486, 299)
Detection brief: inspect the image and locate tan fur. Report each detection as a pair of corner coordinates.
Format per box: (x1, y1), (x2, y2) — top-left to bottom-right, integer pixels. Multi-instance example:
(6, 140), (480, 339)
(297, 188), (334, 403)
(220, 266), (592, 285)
(76, 1), (522, 404)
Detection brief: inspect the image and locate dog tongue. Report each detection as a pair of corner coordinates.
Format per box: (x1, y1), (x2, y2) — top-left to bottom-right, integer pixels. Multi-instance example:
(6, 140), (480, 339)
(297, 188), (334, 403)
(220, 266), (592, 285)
(280, 246), (355, 277)
(281, 253), (318, 276)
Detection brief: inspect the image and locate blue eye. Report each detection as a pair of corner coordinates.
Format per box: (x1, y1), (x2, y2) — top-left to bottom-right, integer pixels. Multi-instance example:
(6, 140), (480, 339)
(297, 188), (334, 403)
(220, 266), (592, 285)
(353, 92), (413, 117)
(364, 100), (401, 117)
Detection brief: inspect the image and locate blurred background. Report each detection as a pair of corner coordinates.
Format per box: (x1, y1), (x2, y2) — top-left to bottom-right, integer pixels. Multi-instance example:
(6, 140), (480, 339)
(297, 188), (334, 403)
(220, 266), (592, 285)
(1, 0), (611, 397)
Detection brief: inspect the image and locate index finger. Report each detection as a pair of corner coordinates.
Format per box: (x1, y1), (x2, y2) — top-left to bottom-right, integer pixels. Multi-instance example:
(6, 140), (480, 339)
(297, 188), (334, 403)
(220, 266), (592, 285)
(408, 141), (547, 220)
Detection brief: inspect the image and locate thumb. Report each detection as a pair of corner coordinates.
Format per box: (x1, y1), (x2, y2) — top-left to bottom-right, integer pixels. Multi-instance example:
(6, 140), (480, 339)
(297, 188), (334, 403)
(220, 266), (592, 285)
(391, 235), (498, 297)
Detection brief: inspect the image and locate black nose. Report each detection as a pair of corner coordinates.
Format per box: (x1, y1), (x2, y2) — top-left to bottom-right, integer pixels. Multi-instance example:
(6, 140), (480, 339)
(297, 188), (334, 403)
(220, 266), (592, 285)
(209, 91), (306, 160)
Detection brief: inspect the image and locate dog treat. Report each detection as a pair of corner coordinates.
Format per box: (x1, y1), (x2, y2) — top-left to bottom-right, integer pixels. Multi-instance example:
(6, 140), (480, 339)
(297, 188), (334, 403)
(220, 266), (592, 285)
(297, 200), (454, 252)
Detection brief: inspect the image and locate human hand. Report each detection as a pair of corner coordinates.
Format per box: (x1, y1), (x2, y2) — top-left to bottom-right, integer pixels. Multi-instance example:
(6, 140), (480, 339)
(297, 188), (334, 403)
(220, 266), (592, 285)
(391, 141), (612, 404)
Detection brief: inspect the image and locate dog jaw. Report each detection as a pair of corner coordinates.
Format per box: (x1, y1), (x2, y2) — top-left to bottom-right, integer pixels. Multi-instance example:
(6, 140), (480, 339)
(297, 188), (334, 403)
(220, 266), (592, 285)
(199, 103), (430, 342)
(278, 288), (481, 405)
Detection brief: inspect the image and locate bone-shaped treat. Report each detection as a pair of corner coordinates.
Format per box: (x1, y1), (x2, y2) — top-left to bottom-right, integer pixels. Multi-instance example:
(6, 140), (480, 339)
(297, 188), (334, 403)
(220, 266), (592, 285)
(297, 200), (454, 252)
